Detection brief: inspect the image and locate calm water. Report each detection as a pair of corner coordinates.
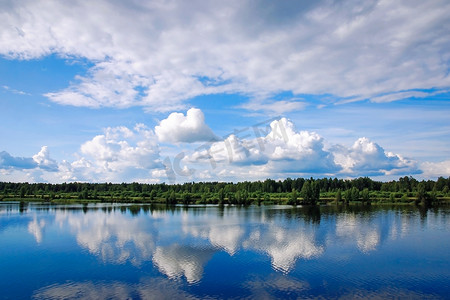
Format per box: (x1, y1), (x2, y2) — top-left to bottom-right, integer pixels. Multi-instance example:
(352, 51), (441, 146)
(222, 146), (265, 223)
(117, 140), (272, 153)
(0, 203), (449, 299)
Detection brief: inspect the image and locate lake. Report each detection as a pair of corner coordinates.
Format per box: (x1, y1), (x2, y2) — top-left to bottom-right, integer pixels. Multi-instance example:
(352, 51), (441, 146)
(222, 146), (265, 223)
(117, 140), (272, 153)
(0, 202), (449, 299)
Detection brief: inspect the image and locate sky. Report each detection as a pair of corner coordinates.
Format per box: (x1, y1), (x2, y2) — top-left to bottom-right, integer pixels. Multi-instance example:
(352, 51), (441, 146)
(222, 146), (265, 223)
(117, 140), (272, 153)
(0, 0), (450, 184)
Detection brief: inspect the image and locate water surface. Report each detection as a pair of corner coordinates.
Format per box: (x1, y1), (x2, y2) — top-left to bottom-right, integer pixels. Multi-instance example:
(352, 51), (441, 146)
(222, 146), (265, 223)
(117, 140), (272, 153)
(0, 203), (449, 299)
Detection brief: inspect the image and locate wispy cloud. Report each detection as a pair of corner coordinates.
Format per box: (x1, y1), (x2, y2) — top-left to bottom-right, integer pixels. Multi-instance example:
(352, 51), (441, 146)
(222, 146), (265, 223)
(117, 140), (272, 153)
(370, 89), (450, 103)
(239, 99), (307, 115)
(2, 85), (30, 96)
(1, 0), (449, 111)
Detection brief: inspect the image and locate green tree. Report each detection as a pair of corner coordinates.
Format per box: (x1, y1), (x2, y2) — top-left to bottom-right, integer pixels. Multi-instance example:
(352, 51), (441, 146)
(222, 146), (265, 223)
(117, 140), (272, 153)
(288, 189), (298, 205)
(82, 188), (89, 199)
(167, 191), (176, 205)
(389, 192), (395, 203)
(301, 181), (318, 205)
(218, 188), (224, 205)
(401, 193), (409, 203)
(19, 186), (27, 198)
(301, 181), (312, 204)
(335, 189), (342, 203)
(228, 192), (235, 204)
(200, 193), (207, 204)
(182, 192), (191, 205)
(350, 187), (359, 202)
(313, 181), (320, 204)
(235, 191), (241, 204)
(428, 188), (437, 206)
(344, 189), (351, 204)
(361, 188), (370, 203)
(416, 182), (426, 204)
(241, 190), (249, 205)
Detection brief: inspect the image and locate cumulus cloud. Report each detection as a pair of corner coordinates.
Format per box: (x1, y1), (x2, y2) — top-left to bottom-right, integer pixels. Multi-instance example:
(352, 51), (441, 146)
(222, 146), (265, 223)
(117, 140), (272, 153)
(263, 119), (339, 173)
(33, 146), (58, 171)
(190, 118), (338, 172)
(0, 117), (435, 183)
(184, 118), (421, 181)
(188, 118), (337, 177)
(155, 108), (217, 143)
(333, 137), (419, 176)
(59, 124), (162, 182)
(82, 124), (160, 171)
(1, 0), (449, 111)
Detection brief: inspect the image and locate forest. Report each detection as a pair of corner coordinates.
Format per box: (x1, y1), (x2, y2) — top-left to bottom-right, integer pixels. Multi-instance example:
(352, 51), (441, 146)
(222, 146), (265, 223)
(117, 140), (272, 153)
(1, 176), (449, 206)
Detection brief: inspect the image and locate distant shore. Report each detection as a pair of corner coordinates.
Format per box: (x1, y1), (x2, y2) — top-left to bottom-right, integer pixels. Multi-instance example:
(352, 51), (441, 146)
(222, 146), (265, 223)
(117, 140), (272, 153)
(1, 176), (449, 207)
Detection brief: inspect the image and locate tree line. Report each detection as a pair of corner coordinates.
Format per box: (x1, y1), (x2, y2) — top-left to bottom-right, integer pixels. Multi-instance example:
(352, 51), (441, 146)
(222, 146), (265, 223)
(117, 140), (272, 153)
(1, 176), (449, 206)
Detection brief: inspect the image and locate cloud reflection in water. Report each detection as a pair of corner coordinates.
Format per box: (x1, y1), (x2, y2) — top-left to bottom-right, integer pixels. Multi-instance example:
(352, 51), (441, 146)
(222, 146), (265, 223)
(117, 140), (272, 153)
(153, 244), (215, 284)
(28, 216), (46, 244)
(243, 225), (324, 273)
(27, 205), (423, 285)
(335, 213), (381, 253)
(33, 278), (201, 300)
(55, 209), (157, 266)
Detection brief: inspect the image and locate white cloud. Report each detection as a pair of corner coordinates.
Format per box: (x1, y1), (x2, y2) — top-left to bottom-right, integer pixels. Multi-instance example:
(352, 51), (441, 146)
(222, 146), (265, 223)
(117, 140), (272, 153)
(183, 118), (421, 181)
(193, 134), (267, 166)
(59, 124), (162, 182)
(239, 99), (307, 115)
(1, 0), (449, 111)
(0, 117), (443, 183)
(420, 160), (450, 178)
(33, 146), (58, 171)
(370, 90), (450, 103)
(0, 168), (46, 183)
(333, 137), (419, 176)
(2, 85), (30, 95)
(188, 118), (339, 177)
(263, 119), (338, 173)
(155, 108), (217, 143)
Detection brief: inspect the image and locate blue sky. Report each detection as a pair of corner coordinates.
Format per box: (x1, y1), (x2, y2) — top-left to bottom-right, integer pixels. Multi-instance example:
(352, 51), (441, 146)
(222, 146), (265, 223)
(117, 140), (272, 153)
(1, 0), (449, 183)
